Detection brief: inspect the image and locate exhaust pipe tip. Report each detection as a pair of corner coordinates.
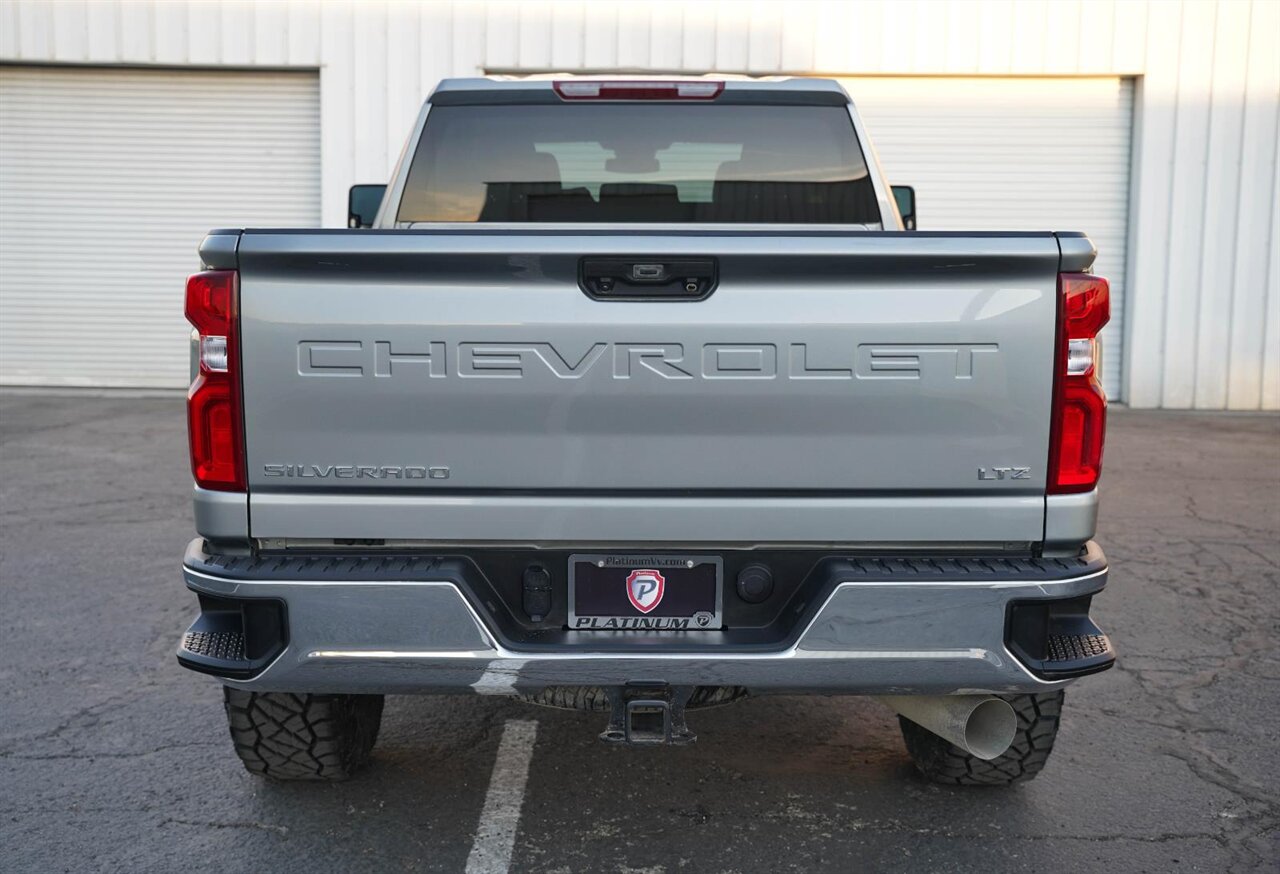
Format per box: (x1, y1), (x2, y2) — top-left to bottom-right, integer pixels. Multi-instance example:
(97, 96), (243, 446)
(962, 698), (1018, 761)
(878, 695), (1019, 761)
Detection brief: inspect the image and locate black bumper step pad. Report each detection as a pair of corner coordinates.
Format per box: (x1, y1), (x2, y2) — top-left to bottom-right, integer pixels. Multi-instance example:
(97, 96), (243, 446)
(176, 591), (286, 680)
(1006, 594), (1115, 680)
(182, 630), (246, 662)
(1047, 633), (1111, 662)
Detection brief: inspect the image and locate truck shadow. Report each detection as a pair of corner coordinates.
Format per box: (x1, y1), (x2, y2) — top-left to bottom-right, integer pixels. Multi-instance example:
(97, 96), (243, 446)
(233, 692), (1053, 872)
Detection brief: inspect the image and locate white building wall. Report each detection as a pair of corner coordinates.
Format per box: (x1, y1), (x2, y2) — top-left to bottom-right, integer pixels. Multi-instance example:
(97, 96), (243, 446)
(1, 0), (1277, 409)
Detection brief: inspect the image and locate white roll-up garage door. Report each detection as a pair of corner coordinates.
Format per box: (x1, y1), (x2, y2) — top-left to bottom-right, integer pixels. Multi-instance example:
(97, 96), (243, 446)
(843, 77), (1132, 399)
(0, 66), (320, 387)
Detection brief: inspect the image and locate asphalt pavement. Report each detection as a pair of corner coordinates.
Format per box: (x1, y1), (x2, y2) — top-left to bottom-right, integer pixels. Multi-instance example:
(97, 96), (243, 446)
(1, 393), (1277, 873)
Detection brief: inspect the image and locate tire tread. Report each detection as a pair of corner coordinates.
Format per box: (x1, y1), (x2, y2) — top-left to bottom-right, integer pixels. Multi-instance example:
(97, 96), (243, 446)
(222, 688), (384, 781)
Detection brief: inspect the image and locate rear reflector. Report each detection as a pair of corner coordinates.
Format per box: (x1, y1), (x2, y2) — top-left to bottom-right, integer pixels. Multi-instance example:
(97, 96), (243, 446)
(1048, 273), (1110, 494)
(553, 80), (724, 100)
(185, 270), (245, 492)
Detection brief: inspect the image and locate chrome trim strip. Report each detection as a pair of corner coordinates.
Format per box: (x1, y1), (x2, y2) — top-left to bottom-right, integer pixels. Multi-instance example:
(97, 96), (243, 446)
(308, 647), (993, 661)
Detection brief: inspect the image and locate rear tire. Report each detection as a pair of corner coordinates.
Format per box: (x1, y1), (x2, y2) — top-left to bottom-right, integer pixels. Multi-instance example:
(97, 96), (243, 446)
(223, 688), (384, 781)
(898, 690), (1064, 785)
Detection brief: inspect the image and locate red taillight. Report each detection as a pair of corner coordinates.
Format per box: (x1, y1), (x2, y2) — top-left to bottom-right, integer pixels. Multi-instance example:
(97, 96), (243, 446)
(1048, 273), (1110, 494)
(185, 270), (245, 491)
(553, 80), (724, 100)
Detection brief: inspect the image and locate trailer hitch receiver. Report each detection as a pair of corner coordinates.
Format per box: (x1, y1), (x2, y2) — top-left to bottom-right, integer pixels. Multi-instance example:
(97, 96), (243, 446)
(600, 683), (696, 746)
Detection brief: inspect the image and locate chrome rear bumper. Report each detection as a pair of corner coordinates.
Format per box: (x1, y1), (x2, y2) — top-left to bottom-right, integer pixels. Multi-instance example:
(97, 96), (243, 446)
(179, 544), (1111, 695)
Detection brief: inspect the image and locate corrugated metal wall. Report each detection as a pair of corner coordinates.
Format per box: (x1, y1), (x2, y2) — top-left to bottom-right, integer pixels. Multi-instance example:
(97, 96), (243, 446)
(0, 0), (1276, 409)
(846, 76), (1133, 398)
(0, 66), (320, 386)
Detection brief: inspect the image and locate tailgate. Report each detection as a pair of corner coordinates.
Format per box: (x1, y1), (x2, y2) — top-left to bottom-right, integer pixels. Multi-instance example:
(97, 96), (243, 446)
(237, 230), (1064, 544)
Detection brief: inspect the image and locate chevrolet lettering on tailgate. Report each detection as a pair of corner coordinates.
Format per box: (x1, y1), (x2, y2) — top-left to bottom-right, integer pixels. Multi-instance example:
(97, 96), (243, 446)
(296, 340), (1001, 381)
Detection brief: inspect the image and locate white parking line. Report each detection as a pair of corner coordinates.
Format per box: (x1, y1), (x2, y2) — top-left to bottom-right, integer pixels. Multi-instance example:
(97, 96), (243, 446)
(465, 719), (539, 874)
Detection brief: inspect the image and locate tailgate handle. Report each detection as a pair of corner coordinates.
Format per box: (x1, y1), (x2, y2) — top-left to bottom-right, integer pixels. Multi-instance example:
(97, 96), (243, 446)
(580, 258), (717, 300)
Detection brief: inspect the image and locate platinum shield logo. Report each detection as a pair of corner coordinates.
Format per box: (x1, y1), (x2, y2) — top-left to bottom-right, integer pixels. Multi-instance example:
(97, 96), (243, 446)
(625, 569), (666, 614)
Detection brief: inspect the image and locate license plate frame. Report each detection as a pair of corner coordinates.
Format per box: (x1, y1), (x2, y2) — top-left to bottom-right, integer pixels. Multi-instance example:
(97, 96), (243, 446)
(568, 554), (723, 631)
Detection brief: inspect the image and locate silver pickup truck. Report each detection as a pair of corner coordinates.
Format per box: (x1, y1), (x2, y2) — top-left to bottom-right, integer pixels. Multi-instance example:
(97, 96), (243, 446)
(178, 76), (1114, 785)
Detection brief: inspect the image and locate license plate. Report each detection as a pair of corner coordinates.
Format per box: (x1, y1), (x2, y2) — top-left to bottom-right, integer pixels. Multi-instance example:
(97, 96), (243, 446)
(568, 554), (722, 631)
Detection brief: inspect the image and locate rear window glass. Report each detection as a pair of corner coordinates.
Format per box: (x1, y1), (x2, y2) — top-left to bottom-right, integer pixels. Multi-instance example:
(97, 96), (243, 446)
(397, 104), (880, 224)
